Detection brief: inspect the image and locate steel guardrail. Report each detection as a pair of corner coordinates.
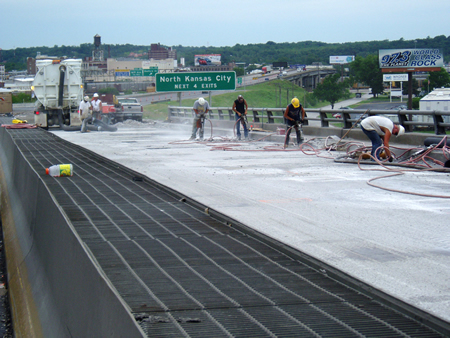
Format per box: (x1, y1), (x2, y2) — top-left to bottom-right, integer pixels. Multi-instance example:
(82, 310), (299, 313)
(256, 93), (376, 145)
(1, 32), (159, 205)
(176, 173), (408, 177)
(168, 106), (450, 135)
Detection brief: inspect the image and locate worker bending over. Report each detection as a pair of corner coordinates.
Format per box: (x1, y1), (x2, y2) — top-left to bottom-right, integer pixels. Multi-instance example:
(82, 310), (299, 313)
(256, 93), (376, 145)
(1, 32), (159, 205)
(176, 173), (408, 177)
(189, 97), (210, 141)
(360, 116), (405, 161)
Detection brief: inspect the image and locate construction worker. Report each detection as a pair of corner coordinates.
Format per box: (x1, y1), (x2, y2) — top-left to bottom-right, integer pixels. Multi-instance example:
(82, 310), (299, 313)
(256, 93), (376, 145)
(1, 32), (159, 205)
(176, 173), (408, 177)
(283, 98), (305, 148)
(360, 116), (405, 161)
(79, 95), (92, 121)
(189, 97), (210, 140)
(91, 93), (103, 120)
(232, 94), (249, 140)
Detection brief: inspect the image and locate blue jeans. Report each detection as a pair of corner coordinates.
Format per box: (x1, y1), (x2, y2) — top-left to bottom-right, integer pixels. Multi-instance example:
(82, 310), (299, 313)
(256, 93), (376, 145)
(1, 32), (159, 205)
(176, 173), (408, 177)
(235, 114), (248, 139)
(361, 126), (383, 159)
(286, 121), (302, 145)
(191, 115), (204, 139)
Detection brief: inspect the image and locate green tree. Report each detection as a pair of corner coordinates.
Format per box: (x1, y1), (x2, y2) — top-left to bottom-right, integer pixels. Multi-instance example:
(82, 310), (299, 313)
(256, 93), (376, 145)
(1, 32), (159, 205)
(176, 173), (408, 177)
(350, 55), (384, 97)
(313, 73), (351, 109)
(402, 78), (420, 97)
(428, 67), (450, 91)
(233, 67), (244, 76)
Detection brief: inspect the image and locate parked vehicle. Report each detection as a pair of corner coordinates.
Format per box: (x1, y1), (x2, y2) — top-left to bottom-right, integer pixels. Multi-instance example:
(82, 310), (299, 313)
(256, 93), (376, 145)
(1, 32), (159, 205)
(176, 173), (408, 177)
(98, 93), (123, 124)
(117, 98), (143, 121)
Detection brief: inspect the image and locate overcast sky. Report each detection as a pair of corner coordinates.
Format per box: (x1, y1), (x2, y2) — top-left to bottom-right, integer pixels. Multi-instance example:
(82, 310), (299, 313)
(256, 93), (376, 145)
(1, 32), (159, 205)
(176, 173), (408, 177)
(2, 0), (449, 50)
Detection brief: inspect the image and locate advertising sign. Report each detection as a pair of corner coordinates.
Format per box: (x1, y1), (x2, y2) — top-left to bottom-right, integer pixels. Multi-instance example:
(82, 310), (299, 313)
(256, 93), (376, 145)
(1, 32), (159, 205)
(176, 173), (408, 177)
(115, 69), (130, 77)
(383, 74), (408, 82)
(329, 56), (355, 64)
(379, 49), (444, 69)
(273, 62), (288, 68)
(156, 72), (236, 92)
(194, 54), (221, 66)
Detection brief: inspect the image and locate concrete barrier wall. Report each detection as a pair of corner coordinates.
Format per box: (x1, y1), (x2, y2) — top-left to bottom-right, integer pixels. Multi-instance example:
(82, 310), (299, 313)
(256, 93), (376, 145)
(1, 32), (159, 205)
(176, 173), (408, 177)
(0, 127), (145, 337)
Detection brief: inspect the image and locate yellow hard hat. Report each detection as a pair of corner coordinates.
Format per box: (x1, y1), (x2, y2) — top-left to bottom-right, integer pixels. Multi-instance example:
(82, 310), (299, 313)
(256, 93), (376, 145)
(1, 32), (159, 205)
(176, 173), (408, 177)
(291, 98), (300, 108)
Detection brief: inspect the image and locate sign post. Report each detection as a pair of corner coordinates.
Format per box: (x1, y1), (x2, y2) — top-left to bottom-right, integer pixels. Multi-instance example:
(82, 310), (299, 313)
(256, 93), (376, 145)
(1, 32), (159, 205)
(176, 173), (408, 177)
(383, 74), (409, 102)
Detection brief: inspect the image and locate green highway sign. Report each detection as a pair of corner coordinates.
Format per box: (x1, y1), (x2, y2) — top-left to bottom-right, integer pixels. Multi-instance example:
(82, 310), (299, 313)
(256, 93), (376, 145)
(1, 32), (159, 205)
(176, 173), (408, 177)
(143, 67), (158, 76)
(130, 69), (143, 77)
(130, 67), (158, 77)
(156, 71), (236, 92)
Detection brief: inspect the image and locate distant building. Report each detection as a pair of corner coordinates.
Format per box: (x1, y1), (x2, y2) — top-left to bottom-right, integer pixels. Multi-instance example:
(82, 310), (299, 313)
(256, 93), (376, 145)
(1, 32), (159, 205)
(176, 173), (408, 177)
(27, 57), (36, 75)
(148, 43), (176, 60)
(27, 52), (60, 76)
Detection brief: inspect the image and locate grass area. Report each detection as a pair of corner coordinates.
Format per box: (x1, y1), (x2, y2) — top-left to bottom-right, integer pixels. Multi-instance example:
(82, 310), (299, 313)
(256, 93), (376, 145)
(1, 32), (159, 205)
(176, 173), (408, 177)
(143, 80), (351, 121)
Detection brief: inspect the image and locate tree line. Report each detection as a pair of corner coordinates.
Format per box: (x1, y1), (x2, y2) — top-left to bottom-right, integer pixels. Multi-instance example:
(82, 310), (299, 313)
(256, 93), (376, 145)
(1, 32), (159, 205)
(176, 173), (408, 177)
(1, 35), (449, 72)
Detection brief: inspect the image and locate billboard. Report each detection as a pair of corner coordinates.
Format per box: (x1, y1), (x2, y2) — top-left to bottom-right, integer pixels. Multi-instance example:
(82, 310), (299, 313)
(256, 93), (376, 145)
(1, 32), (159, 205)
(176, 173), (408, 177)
(273, 61), (288, 68)
(195, 54), (221, 66)
(329, 56), (355, 64)
(379, 49), (444, 69)
(115, 69), (130, 77)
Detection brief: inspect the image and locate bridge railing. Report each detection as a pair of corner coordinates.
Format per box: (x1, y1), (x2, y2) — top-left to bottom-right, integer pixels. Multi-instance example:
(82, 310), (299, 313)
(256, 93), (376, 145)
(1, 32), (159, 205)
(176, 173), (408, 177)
(168, 106), (450, 135)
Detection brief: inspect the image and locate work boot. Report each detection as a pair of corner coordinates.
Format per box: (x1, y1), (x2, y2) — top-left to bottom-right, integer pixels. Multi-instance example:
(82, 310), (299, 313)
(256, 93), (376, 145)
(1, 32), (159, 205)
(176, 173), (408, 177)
(188, 136), (195, 141)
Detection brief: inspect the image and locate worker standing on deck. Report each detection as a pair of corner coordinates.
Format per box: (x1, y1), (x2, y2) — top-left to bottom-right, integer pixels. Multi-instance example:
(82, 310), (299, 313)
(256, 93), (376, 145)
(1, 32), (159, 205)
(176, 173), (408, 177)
(91, 93), (103, 120)
(232, 95), (249, 140)
(360, 116), (405, 161)
(189, 97), (210, 141)
(78, 96), (92, 122)
(283, 98), (305, 148)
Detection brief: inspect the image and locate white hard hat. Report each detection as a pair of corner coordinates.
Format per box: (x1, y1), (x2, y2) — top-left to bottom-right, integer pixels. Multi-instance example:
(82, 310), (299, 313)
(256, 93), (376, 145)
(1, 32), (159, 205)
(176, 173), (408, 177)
(397, 125), (405, 137)
(93, 93), (99, 98)
(198, 97), (206, 105)
(84, 96), (89, 101)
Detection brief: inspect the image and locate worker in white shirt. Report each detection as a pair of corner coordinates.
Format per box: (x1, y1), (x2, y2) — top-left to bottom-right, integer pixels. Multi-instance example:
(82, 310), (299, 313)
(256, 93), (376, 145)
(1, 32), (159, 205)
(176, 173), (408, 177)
(91, 93), (103, 120)
(78, 96), (92, 121)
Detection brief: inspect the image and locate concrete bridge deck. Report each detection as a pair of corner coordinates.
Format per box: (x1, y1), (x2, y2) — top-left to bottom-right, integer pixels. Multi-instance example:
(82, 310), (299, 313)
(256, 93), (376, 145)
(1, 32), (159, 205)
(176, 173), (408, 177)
(0, 118), (448, 336)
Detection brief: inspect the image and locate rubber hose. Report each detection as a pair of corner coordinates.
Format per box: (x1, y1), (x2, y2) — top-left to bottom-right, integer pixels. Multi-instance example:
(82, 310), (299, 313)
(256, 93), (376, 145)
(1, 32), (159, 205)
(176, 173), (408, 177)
(58, 65), (66, 107)
(94, 119), (118, 132)
(424, 137), (450, 148)
(57, 109), (81, 131)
